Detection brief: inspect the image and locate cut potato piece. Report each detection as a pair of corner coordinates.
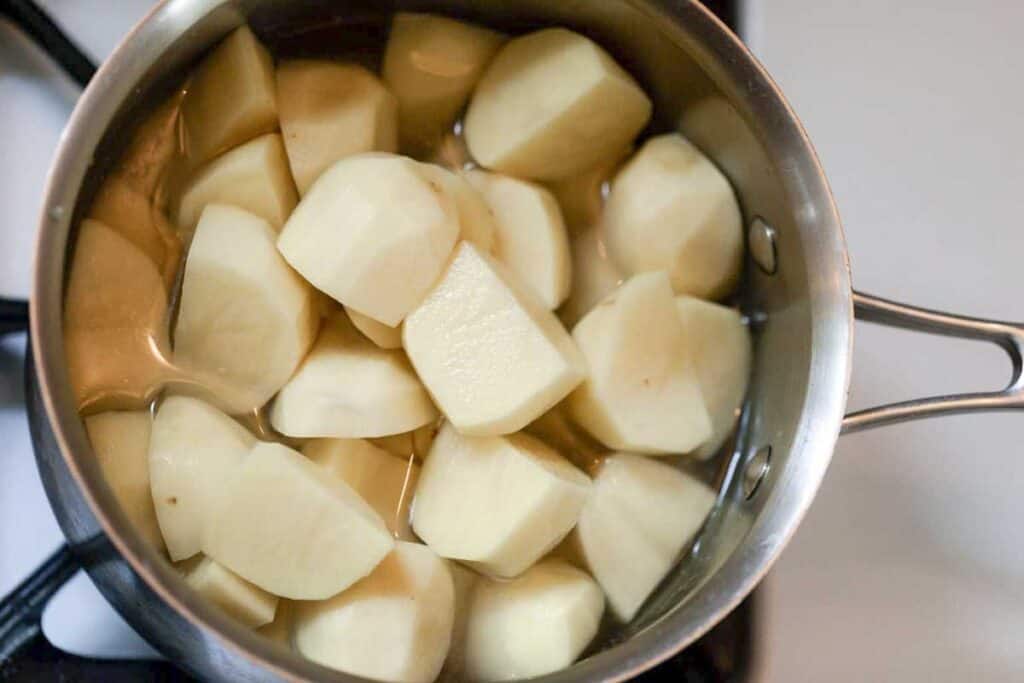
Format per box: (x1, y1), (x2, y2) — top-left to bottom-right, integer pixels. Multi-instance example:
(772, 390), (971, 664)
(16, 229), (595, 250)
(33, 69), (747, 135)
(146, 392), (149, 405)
(412, 423), (590, 578)
(345, 306), (402, 349)
(574, 454), (715, 620)
(443, 562), (480, 680)
(270, 314), (438, 438)
(465, 28), (651, 181)
(677, 297), (752, 459)
(603, 133), (743, 299)
(257, 600), (293, 645)
(181, 26), (277, 166)
(176, 133), (298, 233)
(84, 411), (164, 550)
(64, 219), (168, 412)
(465, 170), (571, 309)
(559, 225), (623, 327)
(278, 154), (460, 326)
(294, 542), (455, 683)
(276, 60), (398, 195)
(202, 442), (394, 599)
(568, 272), (711, 454)
(547, 147), (631, 232)
(184, 556), (278, 628)
(174, 204), (317, 414)
(149, 396), (256, 560)
(305, 438), (419, 540)
(416, 163), (497, 253)
(370, 422), (439, 461)
(383, 13), (505, 153)
(464, 560), (604, 681)
(404, 243), (585, 435)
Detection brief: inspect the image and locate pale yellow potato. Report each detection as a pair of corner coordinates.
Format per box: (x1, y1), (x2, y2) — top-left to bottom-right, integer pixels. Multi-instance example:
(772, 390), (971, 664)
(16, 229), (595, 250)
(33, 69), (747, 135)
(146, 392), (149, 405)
(181, 26), (277, 166)
(558, 225), (623, 327)
(176, 133), (298, 233)
(276, 60), (398, 195)
(441, 562), (480, 680)
(174, 204), (317, 414)
(257, 600), (293, 645)
(416, 163), (498, 253)
(411, 423), (590, 578)
(465, 170), (571, 309)
(345, 306), (402, 349)
(403, 243), (585, 436)
(573, 454), (715, 621)
(603, 133), (743, 299)
(567, 272), (711, 454)
(202, 442), (394, 599)
(294, 542), (455, 683)
(304, 438), (419, 540)
(370, 422), (439, 461)
(84, 411), (164, 551)
(382, 13), (505, 152)
(546, 146), (631, 232)
(277, 154), (460, 326)
(149, 396), (256, 560)
(270, 314), (438, 438)
(464, 28), (651, 181)
(184, 556), (278, 628)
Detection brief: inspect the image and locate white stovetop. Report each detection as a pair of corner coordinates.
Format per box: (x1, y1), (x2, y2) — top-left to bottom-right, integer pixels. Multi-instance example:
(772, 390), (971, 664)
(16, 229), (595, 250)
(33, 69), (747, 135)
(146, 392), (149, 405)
(2, 1), (1023, 678)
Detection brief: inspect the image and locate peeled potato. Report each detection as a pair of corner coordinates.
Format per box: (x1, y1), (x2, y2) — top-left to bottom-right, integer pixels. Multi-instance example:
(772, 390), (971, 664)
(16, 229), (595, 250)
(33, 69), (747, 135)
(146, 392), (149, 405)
(305, 438), (419, 540)
(464, 560), (604, 681)
(270, 314), (438, 439)
(559, 225), (623, 327)
(370, 422), (439, 461)
(294, 542), (455, 683)
(465, 170), (571, 309)
(181, 26), (277, 166)
(276, 60), (398, 195)
(345, 306), (402, 349)
(149, 396), (256, 561)
(546, 147), (631, 232)
(603, 133), (743, 299)
(203, 442), (394, 599)
(257, 600), (293, 645)
(443, 562), (480, 680)
(84, 411), (164, 551)
(176, 133), (298, 233)
(416, 163), (498, 253)
(677, 297), (752, 459)
(174, 204), (317, 414)
(404, 243), (586, 436)
(573, 454), (715, 621)
(184, 556), (278, 628)
(412, 423), (590, 578)
(567, 272), (711, 454)
(278, 154), (460, 327)
(464, 28), (652, 181)
(383, 13), (505, 152)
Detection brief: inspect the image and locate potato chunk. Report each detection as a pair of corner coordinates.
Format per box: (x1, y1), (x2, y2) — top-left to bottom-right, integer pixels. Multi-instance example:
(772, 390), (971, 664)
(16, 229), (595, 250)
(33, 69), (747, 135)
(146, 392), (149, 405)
(173, 205), (317, 414)
(567, 272), (711, 454)
(603, 133), (743, 299)
(202, 442), (394, 599)
(559, 225), (623, 327)
(412, 424), (590, 578)
(416, 163), (498, 253)
(149, 396), (256, 560)
(276, 60), (398, 194)
(277, 154), (460, 326)
(181, 26), (277, 166)
(464, 28), (651, 181)
(464, 560), (604, 681)
(404, 243), (585, 435)
(465, 170), (571, 309)
(573, 454), (715, 620)
(546, 147), (631, 231)
(294, 542), (455, 683)
(345, 306), (402, 349)
(184, 556), (278, 628)
(270, 315), (438, 438)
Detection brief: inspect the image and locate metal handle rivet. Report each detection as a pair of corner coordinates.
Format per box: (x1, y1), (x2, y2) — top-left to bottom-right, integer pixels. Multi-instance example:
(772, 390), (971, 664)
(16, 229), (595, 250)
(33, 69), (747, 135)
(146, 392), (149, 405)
(749, 217), (777, 275)
(742, 445), (771, 499)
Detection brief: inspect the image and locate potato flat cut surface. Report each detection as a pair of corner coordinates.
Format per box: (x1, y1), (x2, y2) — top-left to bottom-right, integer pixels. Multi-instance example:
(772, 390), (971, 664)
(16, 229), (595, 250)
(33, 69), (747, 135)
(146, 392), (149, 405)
(173, 204), (317, 414)
(463, 560), (604, 681)
(202, 442), (394, 599)
(85, 411), (164, 551)
(574, 454), (715, 621)
(276, 60), (398, 195)
(181, 26), (277, 167)
(403, 242), (586, 435)
(345, 306), (402, 349)
(184, 556), (278, 628)
(464, 28), (652, 181)
(568, 272), (712, 454)
(270, 314), (438, 438)
(411, 423), (590, 578)
(176, 133), (298, 233)
(416, 164), (498, 253)
(559, 225), (623, 327)
(149, 396), (256, 560)
(603, 133), (743, 299)
(277, 154), (460, 327)
(294, 542), (455, 683)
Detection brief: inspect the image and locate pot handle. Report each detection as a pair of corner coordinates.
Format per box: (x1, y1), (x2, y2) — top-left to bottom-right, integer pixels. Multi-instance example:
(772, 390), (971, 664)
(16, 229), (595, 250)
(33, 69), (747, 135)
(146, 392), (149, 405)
(841, 290), (1024, 433)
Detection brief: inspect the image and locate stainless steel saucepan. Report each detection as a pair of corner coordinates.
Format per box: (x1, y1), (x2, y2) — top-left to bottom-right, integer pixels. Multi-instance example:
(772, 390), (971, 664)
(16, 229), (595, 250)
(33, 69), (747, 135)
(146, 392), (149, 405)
(16, 0), (1024, 680)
